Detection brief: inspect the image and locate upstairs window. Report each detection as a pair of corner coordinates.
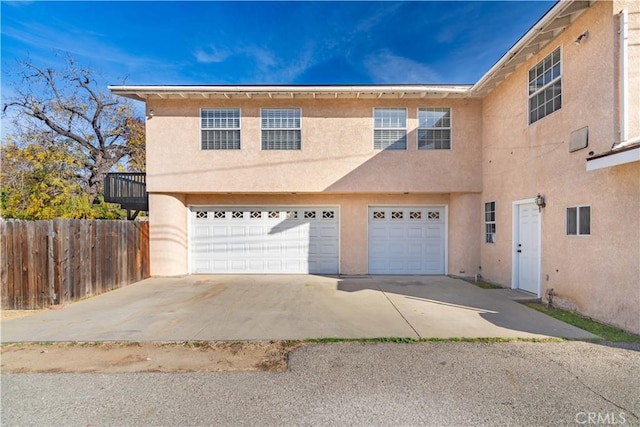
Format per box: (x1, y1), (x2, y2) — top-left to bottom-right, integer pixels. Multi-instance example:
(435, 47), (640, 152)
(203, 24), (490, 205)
(374, 108), (407, 150)
(485, 201), (496, 243)
(201, 108), (241, 150)
(566, 206), (590, 236)
(261, 108), (301, 150)
(529, 47), (562, 124)
(418, 108), (451, 150)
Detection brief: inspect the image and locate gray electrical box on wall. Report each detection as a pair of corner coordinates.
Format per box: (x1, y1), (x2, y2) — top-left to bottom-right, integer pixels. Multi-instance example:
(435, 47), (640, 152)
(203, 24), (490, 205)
(569, 126), (589, 152)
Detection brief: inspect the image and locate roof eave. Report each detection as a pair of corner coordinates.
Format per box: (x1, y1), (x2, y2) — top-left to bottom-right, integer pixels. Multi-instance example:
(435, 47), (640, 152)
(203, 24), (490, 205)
(472, 0), (593, 96)
(108, 84), (476, 101)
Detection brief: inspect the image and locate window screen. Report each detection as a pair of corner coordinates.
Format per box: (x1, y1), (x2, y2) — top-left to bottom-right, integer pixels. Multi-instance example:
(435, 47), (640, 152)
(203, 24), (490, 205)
(374, 108), (407, 150)
(201, 108), (241, 150)
(261, 108), (301, 150)
(567, 206), (590, 236)
(418, 108), (451, 150)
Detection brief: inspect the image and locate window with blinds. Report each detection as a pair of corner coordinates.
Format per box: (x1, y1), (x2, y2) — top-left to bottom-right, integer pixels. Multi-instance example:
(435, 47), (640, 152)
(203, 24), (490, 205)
(261, 108), (301, 150)
(201, 108), (241, 150)
(374, 108), (407, 150)
(418, 108), (451, 150)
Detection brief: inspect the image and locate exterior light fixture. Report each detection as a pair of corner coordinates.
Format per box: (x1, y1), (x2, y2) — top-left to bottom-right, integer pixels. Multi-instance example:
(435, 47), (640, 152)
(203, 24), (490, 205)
(148, 109), (154, 118)
(535, 194), (546, 211)
(573, 31), (589, 46)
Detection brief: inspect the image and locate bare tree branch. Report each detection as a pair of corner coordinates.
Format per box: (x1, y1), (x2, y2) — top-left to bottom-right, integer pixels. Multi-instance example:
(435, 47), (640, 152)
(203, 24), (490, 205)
(2, 55), (144, 204)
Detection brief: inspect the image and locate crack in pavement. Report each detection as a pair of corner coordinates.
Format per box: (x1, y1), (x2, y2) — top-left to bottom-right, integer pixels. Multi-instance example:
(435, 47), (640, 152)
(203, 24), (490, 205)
(545, 352), (639, 421)
(376, 284), (421, 339)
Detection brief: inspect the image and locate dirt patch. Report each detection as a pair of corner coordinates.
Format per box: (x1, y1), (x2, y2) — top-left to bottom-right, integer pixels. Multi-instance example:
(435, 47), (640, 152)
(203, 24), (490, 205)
(0, 341), (304, 373)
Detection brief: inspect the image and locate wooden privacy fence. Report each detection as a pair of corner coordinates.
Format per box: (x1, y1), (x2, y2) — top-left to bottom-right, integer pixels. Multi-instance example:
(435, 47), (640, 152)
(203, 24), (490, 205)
(1, 219), (149, 310)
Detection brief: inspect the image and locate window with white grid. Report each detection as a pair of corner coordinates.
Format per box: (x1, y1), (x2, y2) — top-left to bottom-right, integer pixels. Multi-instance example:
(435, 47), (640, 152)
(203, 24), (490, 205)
(485, 201), (496, 244)
(418, 108), (451, 150)
(529, 47), (562, 124)
(261, 108), (301, 150)
(201, 108), (241, 150)
(373, 108), (407, 150)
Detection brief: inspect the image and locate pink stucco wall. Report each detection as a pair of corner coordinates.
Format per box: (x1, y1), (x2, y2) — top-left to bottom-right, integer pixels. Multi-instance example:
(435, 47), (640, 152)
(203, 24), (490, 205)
(144, 98), (482, 194)
(480, 1), (640, 333)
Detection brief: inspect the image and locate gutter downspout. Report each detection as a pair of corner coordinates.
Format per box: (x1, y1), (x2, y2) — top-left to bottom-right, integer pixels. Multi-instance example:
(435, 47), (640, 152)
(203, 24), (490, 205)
(618, 9), (629, 146)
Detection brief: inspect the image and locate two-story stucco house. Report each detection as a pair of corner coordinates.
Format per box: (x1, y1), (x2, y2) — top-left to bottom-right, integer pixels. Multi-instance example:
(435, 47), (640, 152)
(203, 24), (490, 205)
(110, 0), (639, 334)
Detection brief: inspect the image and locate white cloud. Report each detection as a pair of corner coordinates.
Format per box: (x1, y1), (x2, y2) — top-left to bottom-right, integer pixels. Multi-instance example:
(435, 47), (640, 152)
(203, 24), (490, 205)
(363, 51), (440, 84)
(192, 43), (313, 84)
(194, 46), (230, 64)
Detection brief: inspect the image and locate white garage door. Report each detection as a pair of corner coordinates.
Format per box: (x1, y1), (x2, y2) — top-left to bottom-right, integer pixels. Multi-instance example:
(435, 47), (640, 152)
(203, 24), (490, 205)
(190, 206), (339, 274)
(368, 206), (446, 275)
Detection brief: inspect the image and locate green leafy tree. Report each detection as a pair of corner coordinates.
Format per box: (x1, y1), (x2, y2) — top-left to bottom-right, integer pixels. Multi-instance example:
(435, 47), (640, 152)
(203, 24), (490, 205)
(1, 55), (144, 219)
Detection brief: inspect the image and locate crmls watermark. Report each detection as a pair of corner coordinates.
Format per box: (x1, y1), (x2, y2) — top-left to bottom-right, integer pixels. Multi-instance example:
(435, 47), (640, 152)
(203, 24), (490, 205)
(575, 412), (627, 425)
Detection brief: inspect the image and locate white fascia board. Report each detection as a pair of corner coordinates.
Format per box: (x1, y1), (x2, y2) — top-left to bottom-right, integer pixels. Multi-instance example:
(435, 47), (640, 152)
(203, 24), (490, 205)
(108, 85), (473, 100)
(586, 147), (640, 171)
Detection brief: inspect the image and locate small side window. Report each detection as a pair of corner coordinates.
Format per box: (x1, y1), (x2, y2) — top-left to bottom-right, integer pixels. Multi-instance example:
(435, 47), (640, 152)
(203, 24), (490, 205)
(485, 201), (496, 243)
(566, 206), (590, 236)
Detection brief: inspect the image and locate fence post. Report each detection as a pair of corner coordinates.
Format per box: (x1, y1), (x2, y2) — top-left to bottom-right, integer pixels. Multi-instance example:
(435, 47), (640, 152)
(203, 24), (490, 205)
(47, 220), (55, 305)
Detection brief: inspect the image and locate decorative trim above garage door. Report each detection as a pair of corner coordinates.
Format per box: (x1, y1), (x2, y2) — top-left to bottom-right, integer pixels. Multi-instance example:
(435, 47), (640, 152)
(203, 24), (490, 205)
(189, 206), (339, 274)
(368, 206), (446, 275)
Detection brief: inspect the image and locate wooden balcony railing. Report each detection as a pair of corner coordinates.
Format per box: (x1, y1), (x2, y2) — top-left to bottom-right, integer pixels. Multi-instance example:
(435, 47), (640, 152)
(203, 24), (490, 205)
(104, 172), (148, 219)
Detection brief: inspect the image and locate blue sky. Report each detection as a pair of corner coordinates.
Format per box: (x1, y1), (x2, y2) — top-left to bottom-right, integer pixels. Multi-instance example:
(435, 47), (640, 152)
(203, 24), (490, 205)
(2, 0), (554, 89)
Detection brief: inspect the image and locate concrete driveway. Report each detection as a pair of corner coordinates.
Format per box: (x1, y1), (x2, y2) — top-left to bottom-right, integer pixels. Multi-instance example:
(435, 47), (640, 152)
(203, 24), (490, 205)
(0, 275), (595, 342)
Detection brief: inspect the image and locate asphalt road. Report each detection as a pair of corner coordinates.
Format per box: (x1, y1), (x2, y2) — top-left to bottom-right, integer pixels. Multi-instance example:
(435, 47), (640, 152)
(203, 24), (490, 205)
(2, 341), (639, 426)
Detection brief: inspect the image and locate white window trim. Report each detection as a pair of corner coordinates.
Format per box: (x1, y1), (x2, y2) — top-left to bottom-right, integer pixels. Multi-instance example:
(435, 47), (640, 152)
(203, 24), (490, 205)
(372, 107), (408, 151)
(200, 107), (242, 150)
(417, 107), (452, 150)
(484, 201), (496, 244)
(528, 46), (562, 125)
(566, 205), (591, 236)
(260, 107), (302, 151)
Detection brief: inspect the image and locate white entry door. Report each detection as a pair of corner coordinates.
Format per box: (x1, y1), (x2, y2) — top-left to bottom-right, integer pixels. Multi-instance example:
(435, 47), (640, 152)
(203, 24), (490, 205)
(515, 202), (540, 294)
(368, 206), (446, 275)
(189, 206), (339, 274)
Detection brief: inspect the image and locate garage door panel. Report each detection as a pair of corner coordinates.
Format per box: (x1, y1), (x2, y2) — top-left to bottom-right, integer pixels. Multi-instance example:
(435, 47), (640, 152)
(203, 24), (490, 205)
(230, 227), (245, 236)
(387, 261), (405, 273)
(406, 243), (423, 256)
(425, 226), (443, 238)
(426, 243), (441, 255)
(247, 244), (263, 255)
(212, 227), (227, 237)
(369, 243), (386, 255)
(248, 226), (264, 236)
(369, 226), (387, 238)
(407, 226), (425, 238)
(368, 206), (445, 275)
(317, 243), (338, 255)
(388, 243), (405, 254)
(406, 261), (424, 273)
(388, 227), (405, 239)
(264, 244), (282, 255)
(190, 206), (338, 274)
